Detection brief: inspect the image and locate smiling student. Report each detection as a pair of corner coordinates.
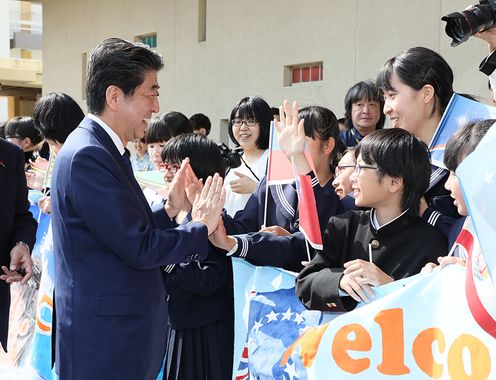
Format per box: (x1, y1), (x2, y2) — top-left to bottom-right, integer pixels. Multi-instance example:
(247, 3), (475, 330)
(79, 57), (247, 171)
(422, 118), (496, 271)
(296, 128), (447, 312)
(376, 47), (458, 237)
(223, 96), (271, 216)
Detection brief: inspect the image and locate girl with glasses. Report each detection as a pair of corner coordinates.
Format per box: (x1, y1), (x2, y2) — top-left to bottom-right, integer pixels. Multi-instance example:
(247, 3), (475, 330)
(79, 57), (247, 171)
(296, 128), (448, 311)
(209, 101), (344, 273)
(223, 96), (271, 216)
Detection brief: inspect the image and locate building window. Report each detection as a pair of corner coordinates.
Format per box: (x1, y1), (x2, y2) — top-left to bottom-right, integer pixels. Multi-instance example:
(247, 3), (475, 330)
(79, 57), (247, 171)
(286, 62), (323, 86)
(135, 33), (157, 48)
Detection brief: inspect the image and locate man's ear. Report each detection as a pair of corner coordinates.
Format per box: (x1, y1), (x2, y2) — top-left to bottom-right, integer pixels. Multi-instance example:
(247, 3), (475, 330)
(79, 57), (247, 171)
(389, 176), (404, 194)
(105, 85), (122, 112)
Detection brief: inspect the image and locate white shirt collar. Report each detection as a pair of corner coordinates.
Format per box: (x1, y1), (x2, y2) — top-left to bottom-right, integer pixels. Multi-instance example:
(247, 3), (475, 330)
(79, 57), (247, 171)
(87, 114), (125, 155)
(370, 208), (409, 230)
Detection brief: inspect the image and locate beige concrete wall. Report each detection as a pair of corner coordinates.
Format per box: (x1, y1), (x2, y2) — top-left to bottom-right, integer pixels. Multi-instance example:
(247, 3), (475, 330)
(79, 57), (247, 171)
(43, 0), (489, 143)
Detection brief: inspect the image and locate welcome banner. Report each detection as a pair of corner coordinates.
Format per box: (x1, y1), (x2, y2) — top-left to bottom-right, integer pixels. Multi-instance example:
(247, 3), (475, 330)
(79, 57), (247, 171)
(245, 266), (496, 379)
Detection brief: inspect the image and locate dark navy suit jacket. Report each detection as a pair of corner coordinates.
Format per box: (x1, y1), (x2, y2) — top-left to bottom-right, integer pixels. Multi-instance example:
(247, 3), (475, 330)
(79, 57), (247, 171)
(50, 117), (209, 380)
(0, 139), (37, 352)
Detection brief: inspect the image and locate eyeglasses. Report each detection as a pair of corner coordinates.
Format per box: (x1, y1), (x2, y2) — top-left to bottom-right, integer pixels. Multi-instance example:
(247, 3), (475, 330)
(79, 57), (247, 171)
(231, 118), (258, 128)
(159, 162), (180, 174)
(335, 164), (355, 176)
(353, 163), (378, 176)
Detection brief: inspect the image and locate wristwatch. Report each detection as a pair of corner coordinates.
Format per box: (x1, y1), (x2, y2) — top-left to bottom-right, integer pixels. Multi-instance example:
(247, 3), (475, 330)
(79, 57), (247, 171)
(14, 241), (30, 254)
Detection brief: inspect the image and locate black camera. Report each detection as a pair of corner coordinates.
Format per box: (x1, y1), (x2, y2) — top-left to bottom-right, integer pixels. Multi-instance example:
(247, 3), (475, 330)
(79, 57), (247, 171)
(442, 0), (496, 47)
(217, 143), (242, 169)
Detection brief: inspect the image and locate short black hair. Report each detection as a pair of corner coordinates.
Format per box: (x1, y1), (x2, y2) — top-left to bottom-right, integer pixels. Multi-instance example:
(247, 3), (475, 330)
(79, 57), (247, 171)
(85, 37), (164, 115)
(298, 106), (344, 167)
(146, 117), (172, 144)
(33, 92), (84, 144)
(190, 113), (211, 135)
(444, 119), (495, 172)
(162, 111), (193, 136)
(228, 96), (271, 149)
(145, 112), (193, 144)
(344, 80), (385, 130)
(5, 116), (43, 145)
(376, 47), (454, 118)
(356, 128), (430, 217)
(161, 133), (226, 179)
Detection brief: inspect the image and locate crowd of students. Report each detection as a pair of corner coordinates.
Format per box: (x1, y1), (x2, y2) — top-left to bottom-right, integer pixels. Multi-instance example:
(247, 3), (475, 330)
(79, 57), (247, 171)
(1, 29), (495, 380)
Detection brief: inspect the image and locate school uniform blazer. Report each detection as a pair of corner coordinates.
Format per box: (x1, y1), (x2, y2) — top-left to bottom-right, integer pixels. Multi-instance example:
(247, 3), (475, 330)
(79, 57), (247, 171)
(0, 139), (37, 352)
(224, 173), (343, 235)
(50, 117), (209, 380)
(164, 244), (234, 330)
(296, 210), (448, 313)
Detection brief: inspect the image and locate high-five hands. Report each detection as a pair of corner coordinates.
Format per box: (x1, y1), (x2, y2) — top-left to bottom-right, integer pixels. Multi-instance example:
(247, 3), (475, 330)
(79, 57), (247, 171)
(191, 173), (226, 235)
(208, 216), (237, 251)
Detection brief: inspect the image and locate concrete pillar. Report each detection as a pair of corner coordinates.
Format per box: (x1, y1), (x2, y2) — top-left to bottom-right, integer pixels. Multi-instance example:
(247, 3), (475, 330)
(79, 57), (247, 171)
(0, 0), (10, 58)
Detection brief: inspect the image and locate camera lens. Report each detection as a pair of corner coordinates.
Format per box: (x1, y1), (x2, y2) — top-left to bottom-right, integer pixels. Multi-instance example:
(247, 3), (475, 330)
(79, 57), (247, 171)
(442, 1), (496, 47)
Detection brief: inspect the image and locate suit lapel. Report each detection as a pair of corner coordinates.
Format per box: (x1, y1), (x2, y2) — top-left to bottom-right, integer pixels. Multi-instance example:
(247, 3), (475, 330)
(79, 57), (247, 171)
(79, 118), (156, 221)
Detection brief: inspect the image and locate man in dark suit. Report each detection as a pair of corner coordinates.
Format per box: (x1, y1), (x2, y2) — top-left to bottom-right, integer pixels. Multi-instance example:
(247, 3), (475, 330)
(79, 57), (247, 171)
(50, 38), (225, 380)
(0, 138), (37, 353)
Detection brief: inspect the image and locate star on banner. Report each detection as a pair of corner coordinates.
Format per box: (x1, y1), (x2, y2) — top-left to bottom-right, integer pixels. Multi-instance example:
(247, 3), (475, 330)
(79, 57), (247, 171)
(282, 308), (294, 321)
(266, 310), (279, 323)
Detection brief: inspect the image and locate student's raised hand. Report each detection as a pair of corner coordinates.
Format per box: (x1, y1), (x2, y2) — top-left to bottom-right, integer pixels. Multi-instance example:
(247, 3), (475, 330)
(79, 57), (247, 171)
(229, 171), (258, 194)
(275, 100), (306, 159)
(343, 259), (394, 287)
(191, 173), (226, 235)
(208, 216), (237, 252)
(259, 225), (291, 236)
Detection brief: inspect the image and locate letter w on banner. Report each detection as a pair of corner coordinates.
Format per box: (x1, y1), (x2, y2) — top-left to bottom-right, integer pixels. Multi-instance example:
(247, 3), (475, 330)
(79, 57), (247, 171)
(457, 124), (496, 338)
